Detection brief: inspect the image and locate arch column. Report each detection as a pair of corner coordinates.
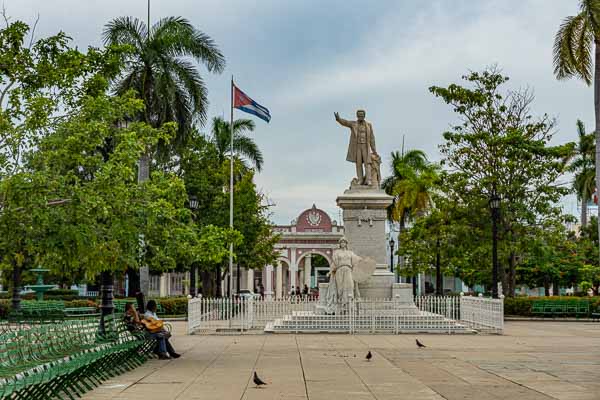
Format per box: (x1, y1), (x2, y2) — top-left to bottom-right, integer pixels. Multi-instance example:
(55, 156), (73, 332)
(246, 268), (254, 292)
(264, 265), (273, 299)
(304, 254), (312, 288)
(290, 247), (298, 290)
(275, 261), (283, 299)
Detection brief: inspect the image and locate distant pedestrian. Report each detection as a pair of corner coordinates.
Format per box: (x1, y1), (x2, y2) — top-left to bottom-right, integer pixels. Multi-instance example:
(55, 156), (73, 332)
(290, 286), (296, 298)
(302, 284), (309, 297)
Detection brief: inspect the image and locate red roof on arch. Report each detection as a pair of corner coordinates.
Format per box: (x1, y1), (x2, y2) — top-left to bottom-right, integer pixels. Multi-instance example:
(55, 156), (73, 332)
(295, 204), (333, 233)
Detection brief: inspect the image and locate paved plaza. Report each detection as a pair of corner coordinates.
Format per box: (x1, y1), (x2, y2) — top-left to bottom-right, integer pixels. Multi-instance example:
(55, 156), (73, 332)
(83, 321), (600, 400)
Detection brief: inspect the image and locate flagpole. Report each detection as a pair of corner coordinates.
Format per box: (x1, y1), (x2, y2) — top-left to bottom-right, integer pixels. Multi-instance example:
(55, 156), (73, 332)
(229, 76), (234, 301)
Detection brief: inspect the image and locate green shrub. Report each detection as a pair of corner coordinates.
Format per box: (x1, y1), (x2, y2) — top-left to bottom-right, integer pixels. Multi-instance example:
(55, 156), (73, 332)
(504, 297), (534, 316)
(45, 289), (79, 297)
(64, 299), (98, 309)
(157, 297), (188, 315)
(504, 296), (600, 316)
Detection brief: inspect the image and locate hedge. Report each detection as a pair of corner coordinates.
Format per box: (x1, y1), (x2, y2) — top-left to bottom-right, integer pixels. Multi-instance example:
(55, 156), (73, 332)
(504, 296), (600, 317)
(157, 297), (188, 315)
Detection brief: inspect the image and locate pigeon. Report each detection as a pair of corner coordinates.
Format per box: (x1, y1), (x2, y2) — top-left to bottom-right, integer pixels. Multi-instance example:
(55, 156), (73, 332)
(416, 339), (426, 348)
(253, 371), (267, 388)
(366, 351), (372, 361)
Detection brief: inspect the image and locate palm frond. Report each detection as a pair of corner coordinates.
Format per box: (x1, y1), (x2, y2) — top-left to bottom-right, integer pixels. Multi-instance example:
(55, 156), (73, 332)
(209, 116), (263, 171)
(103, 16), (147, 49)
(151, 16), (225, 73)
(233, 135), (263, 171)
(164, 57), (208, 125)
(581, 0), (600, 31)
(554, 13), (592, 84)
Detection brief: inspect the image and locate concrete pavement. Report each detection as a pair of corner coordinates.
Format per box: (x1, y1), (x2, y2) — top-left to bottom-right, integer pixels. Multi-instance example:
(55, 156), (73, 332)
(83, 321), (600, 400)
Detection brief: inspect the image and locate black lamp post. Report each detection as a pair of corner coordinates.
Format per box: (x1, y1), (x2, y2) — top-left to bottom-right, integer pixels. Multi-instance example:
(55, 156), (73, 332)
(189, 195), (198, 297)
(189, 195), (199, 211)
(389, 237), (395, 277)
(489, 194), (501, 299)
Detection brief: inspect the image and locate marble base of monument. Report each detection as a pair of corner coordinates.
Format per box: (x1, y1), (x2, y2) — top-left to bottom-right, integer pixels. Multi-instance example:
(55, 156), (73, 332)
(265, 285), (470, 334)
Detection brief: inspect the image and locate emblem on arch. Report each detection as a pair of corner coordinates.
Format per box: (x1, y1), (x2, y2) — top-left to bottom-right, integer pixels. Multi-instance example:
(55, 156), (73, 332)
(307, 211), (322, 226)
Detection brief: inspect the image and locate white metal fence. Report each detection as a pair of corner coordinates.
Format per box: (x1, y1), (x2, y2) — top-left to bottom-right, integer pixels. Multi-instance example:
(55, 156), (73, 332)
(187, 297), (319, 333)
(458, 295), (504, 333)
(187, 295), (503, 335)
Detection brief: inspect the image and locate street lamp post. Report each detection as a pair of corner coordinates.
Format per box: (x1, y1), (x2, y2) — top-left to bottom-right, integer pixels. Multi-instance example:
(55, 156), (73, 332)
(189, 195), (199, 297)
(389, 237), (395, 280)
(489, 194), (501, 299)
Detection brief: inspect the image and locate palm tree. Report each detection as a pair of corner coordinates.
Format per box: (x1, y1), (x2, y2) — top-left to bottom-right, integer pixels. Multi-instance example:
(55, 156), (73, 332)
(554, 2), (600, 259)
(567, 120), (596, 228)
(382, 149), (439, 294)
(382, 149), (433, 225)
(103, 16), (224, 296)
(103, 16), (225, 160)
(209, 116), (263, 171)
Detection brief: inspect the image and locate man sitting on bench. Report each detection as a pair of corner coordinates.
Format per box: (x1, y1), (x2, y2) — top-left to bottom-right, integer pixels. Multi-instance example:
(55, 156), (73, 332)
(143, 300), (180, 360)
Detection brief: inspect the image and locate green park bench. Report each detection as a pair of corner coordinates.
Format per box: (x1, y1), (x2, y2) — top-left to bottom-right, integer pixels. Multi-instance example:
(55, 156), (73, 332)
(19, 300), (66, 318)
(0, 315), (155, 399)
(531, 300), (591, 318)
(63, 306), (100, 317)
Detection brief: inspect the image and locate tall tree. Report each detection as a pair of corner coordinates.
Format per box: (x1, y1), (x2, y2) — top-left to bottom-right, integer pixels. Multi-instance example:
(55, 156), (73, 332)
(102, 16), (226, 160)
(430, 69), (573, 296)
(103, 16), (225, 294)
(209, 116), (263, 171)
(567, 120), (595, 228)
(554, 1), (600, 261)
(0, 19), (124, 309)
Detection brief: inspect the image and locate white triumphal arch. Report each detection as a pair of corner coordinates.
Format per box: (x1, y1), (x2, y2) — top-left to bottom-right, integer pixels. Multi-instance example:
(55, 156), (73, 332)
(256, 204), (344, 299)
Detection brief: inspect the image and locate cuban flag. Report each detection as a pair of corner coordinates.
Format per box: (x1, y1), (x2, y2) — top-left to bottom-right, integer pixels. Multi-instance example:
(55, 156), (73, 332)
(233, 83), (271, 123)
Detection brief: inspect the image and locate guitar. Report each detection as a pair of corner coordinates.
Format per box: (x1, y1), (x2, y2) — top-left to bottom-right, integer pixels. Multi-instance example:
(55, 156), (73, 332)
(141, 317), (164, 333)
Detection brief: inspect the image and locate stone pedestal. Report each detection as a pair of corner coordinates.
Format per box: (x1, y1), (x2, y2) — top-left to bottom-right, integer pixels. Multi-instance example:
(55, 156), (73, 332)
(336, 184), (396, 299)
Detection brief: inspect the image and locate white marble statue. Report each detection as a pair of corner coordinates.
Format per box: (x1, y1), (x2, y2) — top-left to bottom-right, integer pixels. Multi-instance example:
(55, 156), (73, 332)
(325, 237), (361, 313)
(334, 109), (378, 186)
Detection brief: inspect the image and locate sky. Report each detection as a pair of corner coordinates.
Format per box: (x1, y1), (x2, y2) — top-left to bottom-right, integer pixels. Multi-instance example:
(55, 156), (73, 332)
(6, 0), (592, 224)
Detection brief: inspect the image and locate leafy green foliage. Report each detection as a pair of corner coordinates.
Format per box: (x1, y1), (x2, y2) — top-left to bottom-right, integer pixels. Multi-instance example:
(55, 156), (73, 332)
(399, 68), (578, 296)
(0, 21), (237, 293)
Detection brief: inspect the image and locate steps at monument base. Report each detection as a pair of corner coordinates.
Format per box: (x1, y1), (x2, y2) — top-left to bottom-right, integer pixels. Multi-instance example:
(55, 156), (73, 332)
(264, 311), (473, 334)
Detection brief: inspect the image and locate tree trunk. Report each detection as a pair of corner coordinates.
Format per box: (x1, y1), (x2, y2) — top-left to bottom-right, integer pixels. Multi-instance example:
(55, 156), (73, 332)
(507, 252), (516, 297)
(138, 154), (151, 298)
(215, 265), (222, 298)
(126, 267), (140, 297)
(435, 237), (442, 296)
(581, 198), (588, 228)
(594, 40), (600, 265)
(201, 269), (212, 297)
(190, 265), (196, 297)
(552, 280), (560, 296)
(236, 263), (241, 295)
(544, 277), (550, 297)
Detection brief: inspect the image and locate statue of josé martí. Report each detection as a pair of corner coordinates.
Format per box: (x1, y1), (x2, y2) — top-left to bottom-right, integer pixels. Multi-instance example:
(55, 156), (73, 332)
(334, 109), (380, 187)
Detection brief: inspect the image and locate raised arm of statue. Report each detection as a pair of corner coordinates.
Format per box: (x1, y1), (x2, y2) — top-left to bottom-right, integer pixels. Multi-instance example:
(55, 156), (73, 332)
(334, 112), (353, 128)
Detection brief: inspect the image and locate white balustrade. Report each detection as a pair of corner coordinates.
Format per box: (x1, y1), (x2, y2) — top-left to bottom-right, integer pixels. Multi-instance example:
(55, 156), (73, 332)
(187, 295), (503, 335)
